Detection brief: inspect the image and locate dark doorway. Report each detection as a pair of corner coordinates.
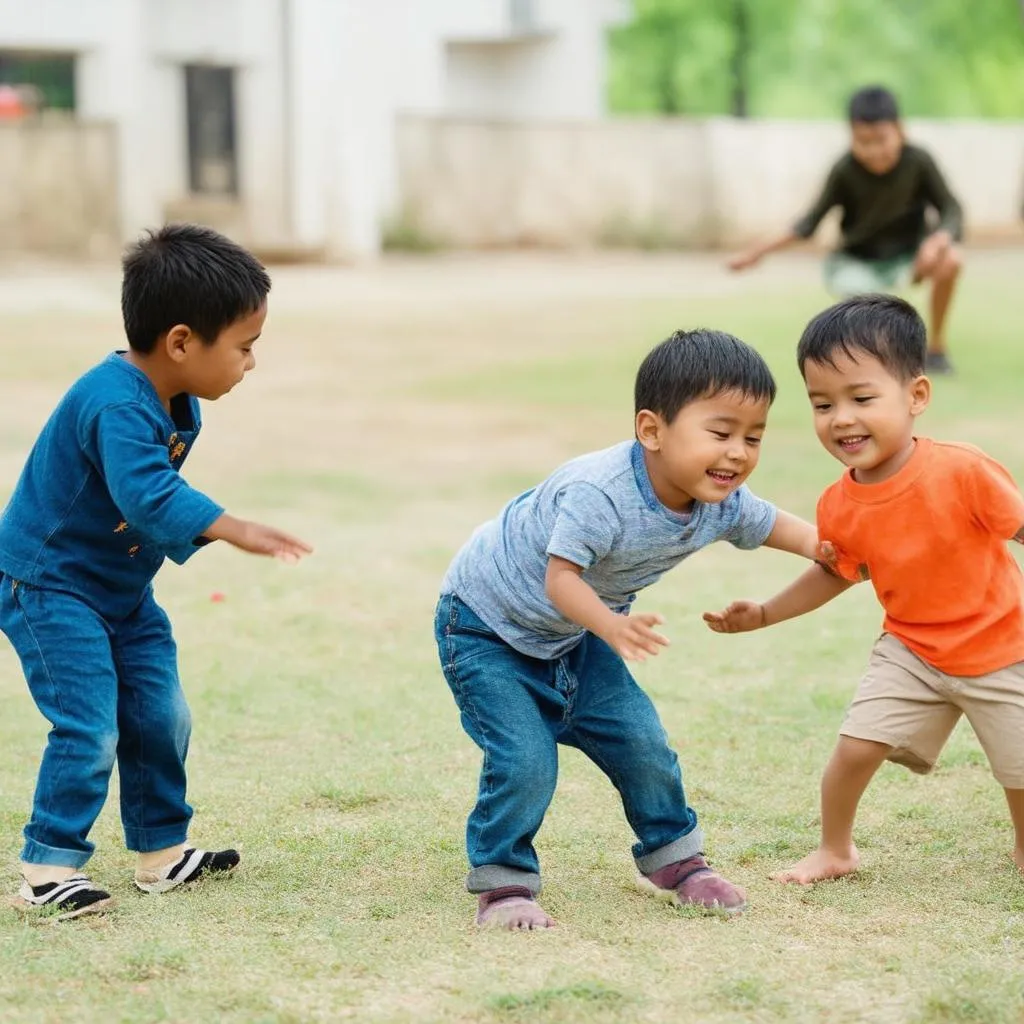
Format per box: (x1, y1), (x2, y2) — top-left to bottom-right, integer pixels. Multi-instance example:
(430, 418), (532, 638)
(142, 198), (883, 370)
(185, 64), (238, 195)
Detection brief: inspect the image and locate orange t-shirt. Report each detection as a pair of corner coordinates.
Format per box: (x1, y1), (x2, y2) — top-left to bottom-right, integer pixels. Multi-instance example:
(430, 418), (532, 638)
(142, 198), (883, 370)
(816, 437), (1024, 676)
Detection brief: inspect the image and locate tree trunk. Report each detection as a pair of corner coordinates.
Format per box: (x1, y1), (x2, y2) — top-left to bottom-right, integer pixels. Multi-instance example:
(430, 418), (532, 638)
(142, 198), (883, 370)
(731, 0), (750, 118)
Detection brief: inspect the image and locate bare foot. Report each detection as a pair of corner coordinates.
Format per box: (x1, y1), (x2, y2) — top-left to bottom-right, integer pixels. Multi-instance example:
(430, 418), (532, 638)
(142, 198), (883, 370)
(1013, 848), (1024, 874)
(476, 887), (556, 930)
(773, 845), (860, 885)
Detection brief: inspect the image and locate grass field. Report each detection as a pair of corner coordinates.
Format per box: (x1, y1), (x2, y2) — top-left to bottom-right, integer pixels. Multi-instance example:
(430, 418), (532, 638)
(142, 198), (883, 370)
(1, 249), (1023, 1023)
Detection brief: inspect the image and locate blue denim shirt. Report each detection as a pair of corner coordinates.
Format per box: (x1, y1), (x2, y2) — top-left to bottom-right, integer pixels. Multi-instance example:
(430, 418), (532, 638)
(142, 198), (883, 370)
(0, 353), (224, 618)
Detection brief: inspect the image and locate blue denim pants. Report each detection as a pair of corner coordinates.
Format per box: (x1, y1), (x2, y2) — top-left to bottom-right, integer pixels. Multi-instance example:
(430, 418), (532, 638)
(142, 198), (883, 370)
(435, 594), (702, 895)
(0, 576), (192, 868)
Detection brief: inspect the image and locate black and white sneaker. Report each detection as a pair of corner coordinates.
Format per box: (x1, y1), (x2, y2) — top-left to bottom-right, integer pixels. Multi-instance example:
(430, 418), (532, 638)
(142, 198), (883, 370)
(135, 847), (240, 894)
(18, 875), (114, 921)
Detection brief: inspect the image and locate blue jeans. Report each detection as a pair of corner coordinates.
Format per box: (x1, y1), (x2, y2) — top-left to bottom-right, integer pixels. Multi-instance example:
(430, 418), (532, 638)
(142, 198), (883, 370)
(0, 577), (192, 868)
(434, 594), (702, 894)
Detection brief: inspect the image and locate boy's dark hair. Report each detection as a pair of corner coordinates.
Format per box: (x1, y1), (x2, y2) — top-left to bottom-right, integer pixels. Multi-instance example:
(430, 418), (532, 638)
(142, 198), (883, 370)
(797, 294), (925, 381)
(635, 329), (776, 423)
(848, 85), (899, 124)
(121, 224), (271, 353)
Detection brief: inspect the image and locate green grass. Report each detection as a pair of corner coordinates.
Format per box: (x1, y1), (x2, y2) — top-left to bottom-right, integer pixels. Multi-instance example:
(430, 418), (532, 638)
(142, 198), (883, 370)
(1, 252), (1023, 1022)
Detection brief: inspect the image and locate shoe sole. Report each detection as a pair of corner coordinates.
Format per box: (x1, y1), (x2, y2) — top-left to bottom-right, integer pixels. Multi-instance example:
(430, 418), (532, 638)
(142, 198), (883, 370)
(634, 873), (747, 917)
(135, 861), (238, 894)
(15, 895), (116, 923)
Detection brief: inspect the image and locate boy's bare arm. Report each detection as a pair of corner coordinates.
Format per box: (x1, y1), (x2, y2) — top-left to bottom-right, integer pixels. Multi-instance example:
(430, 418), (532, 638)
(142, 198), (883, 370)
(920, 149), (963, 242)
(204, 513), (313, 563)
(761, 509), (819, 560)
(729, 162), (842, 272)
(545, 555), (669, 661)
(727, 230), (800, 271)
(703, 563), (853, 634)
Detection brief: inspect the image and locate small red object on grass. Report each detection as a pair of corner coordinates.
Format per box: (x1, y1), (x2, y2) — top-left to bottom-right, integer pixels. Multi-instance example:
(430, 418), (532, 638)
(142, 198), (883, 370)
(210, 591), (227, 603)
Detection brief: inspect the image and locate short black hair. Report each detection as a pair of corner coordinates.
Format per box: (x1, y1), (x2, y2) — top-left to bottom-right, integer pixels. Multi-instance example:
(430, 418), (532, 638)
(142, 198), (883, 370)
(797, 294), (925, 381)
(121, 223), (271, 353)
(848, 85), (899, 124)
(635, 329), (776, 423)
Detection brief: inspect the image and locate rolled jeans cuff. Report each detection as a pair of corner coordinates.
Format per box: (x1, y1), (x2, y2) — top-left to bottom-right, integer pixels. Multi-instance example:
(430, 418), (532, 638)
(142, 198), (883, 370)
(20, 837), (93, 870)
(635, 826), (705, 875)
(467, 864), (541, 896)
(123, 823), (190, 854)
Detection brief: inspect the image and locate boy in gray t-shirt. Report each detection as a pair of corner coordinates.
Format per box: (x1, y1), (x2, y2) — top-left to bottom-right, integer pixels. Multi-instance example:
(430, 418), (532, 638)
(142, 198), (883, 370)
(435, 329), (817, 929)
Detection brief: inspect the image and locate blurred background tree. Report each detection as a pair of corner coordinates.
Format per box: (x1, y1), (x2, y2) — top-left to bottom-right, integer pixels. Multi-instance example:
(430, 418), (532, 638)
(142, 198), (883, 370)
(609, 0), (1024, 118)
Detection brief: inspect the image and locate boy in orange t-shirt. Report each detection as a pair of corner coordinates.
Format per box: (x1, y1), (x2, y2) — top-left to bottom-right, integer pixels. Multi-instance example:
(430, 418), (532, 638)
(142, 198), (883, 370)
(704, 294), (1024, 884)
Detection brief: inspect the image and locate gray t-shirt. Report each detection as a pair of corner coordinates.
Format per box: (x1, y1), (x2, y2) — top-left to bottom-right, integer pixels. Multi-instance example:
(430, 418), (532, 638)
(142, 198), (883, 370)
(441, 440), (777, 659)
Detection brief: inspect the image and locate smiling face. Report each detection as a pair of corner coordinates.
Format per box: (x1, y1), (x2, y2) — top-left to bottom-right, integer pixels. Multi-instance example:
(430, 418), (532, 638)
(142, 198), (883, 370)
(803, 349), (930, 484)
(636, 390), (771, 512)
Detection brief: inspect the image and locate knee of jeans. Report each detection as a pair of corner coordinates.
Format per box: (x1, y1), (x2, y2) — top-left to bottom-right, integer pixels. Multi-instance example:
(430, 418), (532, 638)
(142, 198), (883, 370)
(84, 728), (119, 774)
(618, 715), (670, 749)
(613, 724), (678, 774)
(169, 696), (192, 752)
(495, 747), (558, 804)
(145, 693), (192, 753)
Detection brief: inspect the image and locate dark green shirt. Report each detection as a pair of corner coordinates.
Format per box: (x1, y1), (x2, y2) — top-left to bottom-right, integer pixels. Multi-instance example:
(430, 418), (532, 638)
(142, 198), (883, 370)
(793, 144), (963, 261)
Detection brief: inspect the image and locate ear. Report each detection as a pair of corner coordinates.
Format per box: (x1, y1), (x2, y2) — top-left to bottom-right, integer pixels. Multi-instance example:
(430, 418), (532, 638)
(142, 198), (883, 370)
(908, 374), (931, 416)
(635, 409), (663, 451)
(163, 324), (193, 363)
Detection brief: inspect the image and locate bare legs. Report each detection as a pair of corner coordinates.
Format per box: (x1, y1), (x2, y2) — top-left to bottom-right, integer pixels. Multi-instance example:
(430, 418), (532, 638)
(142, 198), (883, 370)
(775, 737), (890, 884)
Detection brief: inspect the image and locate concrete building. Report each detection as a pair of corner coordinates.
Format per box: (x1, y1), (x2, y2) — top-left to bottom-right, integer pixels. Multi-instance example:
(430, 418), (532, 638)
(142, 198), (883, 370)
(0, 0), (628, 258)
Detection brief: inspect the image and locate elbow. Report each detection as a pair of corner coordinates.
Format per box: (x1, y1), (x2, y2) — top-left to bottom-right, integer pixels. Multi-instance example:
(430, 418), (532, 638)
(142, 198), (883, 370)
(114, 495), (157, 534)
(112, 495), (178, 549)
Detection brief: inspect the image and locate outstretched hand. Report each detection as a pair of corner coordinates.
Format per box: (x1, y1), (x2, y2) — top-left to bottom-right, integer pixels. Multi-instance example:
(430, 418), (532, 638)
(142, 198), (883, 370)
(234, 522), (313, 563)
(605, 612), (670, 662)
(702, 600), (766, 634)
(205, 514), (314, 564)
(726, 250), (760, 272)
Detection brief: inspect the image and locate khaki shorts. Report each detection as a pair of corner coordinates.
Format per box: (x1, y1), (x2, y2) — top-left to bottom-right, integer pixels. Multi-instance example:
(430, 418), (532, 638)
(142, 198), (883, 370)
(841, 633), (1024, 789)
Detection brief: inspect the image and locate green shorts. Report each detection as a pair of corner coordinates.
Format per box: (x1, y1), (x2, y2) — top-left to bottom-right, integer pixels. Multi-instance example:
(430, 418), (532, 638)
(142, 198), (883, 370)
(823, 252), (916, 297)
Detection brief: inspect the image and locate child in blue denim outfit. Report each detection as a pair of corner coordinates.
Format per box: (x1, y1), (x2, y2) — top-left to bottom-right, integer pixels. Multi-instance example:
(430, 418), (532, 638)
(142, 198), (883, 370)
(435, 329), (817, 929)
(1, 224), (312, 920)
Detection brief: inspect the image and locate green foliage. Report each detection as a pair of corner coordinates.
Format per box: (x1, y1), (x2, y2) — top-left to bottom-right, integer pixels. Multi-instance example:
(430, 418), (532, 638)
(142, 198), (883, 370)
(381, 205), (445, 252)
(609, 0), (1024, 117)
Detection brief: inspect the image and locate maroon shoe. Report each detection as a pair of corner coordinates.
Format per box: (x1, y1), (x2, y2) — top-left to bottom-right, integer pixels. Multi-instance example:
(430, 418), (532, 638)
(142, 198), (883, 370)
(638, 855), (746, 915)
(475, 886), (556, 930)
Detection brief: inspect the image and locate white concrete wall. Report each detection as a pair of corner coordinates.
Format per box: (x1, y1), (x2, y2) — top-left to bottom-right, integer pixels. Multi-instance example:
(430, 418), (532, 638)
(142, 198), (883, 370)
(312, 0), (620, 257)
(533, 0), (610, 119)
(145, 0), (291, 247)
(0, 0), (109, 48)
(0, 0), (143, 238)
(396, 116), (712, 247)
(0, 0), (623, 258)
(0, 0), (291, 248)
(395, 116), (1024, 249)
(324, 0), (450, 257)
(443, 0), (609, 120)
(0, 122), (119, 254)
